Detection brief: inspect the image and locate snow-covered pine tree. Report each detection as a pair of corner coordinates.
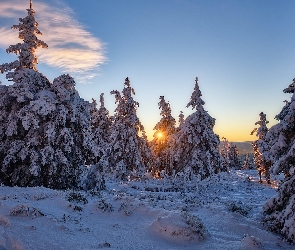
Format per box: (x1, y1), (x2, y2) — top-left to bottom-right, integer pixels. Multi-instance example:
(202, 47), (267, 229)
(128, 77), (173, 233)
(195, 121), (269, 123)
(90, 94), (111, 159)
(243, 154), (250, 170)
(220, 137), (231, 171)
(170, 77), (223, 180)
(263, 79), (295, 242)
(106, 77), (151, 179)
(0, 1), (101, 189)
(250, 112), (271, 183)
(151, 96), (176, 175)
(228, 143), (242, 169)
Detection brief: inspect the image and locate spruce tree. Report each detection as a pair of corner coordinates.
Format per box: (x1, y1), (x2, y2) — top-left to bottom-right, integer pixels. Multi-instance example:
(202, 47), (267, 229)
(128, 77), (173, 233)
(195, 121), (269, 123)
(170, 77), (223, 180)
(90, 93), (111, 160)
(263, 79), (295, 242)
(151, 96), (176, 175)
(0, 1), (101, 189)
(228, 143), (242, 169)
(106, 77), (151, 179)
(251, 112), (271, 183)
(220, 137), (231, 171)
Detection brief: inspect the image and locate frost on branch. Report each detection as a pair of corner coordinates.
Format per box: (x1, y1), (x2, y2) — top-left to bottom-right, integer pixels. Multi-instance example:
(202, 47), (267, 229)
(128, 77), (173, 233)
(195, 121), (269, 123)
(0, 3), (48, 78)
(250, 112), (271, 184)
(0, 72), (101, 189)
(151, 96), (176, 175)
(169, 77), (223, 180)
(262, 78), (295, 243)
(105, 77), (152, 179)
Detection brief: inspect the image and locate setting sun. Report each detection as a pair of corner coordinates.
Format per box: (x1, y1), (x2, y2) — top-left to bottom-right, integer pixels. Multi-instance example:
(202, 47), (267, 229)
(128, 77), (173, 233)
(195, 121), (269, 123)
(157, 132), (163, 138)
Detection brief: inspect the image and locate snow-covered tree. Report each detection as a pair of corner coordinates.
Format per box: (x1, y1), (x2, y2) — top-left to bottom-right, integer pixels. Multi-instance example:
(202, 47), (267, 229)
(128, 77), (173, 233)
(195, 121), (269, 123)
(151, 96), (176, 175)
(90, 94), (111, 159)
(228, 143), (242, 169)
(263, 79), (295, 243)
(251, 112), (271, 183)
(0, 0), (47, 76)
(169, 77), (223, 180)
(106, 77), (151, 179)
(0, 2), (102, 189)
(220, 137), (231, 170)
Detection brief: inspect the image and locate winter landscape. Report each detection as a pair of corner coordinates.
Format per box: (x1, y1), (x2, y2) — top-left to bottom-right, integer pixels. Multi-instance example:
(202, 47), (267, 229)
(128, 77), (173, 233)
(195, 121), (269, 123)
(1, 1), (295, 249)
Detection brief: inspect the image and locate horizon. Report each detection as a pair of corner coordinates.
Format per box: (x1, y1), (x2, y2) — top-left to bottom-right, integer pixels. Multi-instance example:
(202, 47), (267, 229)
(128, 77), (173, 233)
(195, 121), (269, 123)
(0, 0), (295, 142)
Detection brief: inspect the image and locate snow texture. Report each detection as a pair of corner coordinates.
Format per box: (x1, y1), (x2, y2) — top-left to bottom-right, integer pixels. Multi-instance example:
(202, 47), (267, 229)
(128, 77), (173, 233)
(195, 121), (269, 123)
(0, 170), (292, 250)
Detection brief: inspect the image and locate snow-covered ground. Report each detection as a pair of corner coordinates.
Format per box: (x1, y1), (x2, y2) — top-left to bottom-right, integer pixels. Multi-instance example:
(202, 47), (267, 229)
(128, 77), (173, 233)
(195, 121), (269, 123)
(0, 170), (293, 250)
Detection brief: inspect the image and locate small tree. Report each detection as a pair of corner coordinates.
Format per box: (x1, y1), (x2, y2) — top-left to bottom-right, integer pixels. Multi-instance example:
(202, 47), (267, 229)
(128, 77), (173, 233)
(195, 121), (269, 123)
(263, 78), (295, 243)
(228, 143), (242, 169)
(170, 77), (223, 180)
(251, 112), (271, 183)
(220, 137), (231, 171)
(106, 77), (151, 179)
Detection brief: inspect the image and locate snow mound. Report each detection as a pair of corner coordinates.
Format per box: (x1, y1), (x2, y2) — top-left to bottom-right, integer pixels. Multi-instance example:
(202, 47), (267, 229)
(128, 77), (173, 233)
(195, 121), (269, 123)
(241, 235), (264, 249)
(150, 212), (207, 243)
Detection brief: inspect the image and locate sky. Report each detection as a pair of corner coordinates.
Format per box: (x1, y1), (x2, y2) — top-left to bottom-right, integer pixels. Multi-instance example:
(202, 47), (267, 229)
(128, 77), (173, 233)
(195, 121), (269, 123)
(1, 0), (295, 142)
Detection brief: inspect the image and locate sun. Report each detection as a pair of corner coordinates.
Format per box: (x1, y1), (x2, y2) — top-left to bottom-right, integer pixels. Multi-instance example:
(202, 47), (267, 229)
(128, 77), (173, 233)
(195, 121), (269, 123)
(157, 132), (163, 138)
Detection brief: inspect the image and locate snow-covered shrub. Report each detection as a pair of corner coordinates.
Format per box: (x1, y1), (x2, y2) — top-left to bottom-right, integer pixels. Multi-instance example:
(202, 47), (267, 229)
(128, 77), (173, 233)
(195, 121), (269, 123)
(226, 201), (251, 216)
(10, 205), (30, 217)
(66, 192), (88, 204)
(96, 199), (114, 212)
(151, 212), (207, 242)
(80, 164), (106, 191)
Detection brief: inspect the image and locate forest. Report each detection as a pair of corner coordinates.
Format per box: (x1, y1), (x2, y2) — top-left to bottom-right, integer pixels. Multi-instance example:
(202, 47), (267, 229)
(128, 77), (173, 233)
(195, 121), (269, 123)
(0, 2), (294, 249)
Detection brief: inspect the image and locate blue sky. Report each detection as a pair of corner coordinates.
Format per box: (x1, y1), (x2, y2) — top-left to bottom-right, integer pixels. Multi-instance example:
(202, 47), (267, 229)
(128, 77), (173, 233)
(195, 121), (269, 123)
(1, 0), (295, 141)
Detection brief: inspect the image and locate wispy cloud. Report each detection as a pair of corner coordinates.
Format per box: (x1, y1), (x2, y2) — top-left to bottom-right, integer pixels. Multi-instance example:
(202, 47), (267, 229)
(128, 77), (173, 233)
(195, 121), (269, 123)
(0, 0), (106, 78)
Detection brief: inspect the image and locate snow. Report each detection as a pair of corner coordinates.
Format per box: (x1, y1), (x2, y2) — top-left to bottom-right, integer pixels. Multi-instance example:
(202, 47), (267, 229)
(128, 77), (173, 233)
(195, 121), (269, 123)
(0, 170), (293, 250)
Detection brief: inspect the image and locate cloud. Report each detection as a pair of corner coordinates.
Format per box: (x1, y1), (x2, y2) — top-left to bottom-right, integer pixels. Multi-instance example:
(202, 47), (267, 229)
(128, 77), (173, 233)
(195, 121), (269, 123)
(0, 0), (106, 77)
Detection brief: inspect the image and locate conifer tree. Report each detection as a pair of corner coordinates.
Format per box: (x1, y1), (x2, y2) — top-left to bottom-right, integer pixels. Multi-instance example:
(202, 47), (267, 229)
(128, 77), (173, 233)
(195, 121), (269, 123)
(251, 112), (271, 183)
(0, 1), (102, 189)
(263, 79), (295, 243)
(0, 0), (48, 76)
(170, 77), (223, 180)
(228, 143), (242, 169)
(106, 77), (151, 179)
(151, 96), (176, 175)
(220, 137), (231, 170)
(90, 93), (111, 159)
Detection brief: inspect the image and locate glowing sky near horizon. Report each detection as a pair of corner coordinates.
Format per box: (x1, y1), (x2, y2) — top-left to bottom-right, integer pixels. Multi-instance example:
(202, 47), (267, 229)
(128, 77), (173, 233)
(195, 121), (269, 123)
(0, 0), (295, 142)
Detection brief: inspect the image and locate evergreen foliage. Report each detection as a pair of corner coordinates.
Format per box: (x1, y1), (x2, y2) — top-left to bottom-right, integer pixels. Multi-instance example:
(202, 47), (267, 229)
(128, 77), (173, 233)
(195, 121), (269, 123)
(0, 3), (102, 189)
(263, 79), (295, 243)
(106, 77), (151, 179)
(251, 112), (271, 183)
(169, 77), (224, 180)
(151, 96), (176, 175)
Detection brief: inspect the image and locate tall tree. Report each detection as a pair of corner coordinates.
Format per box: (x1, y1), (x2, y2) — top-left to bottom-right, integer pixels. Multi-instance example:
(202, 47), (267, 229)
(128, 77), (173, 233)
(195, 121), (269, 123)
(90, 93), (111, 159)
(251, 112), (271, 183)
(151, 96), (176, 175)
(0, 2), (101, 189)
(170, 77), (223, 180)
(106, 77), (151, 179)
(263, 79), (295, 243)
